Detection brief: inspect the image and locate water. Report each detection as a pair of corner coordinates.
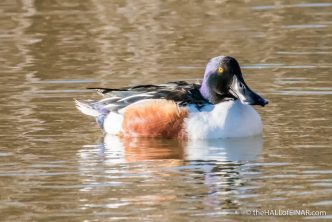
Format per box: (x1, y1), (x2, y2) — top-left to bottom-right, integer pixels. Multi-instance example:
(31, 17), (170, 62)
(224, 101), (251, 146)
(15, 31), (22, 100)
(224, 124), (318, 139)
(0, 0), (331, 221)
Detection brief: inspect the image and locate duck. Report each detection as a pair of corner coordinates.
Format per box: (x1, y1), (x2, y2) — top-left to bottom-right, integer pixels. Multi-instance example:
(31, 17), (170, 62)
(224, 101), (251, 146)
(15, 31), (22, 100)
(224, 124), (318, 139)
(75, 56), (268, 139)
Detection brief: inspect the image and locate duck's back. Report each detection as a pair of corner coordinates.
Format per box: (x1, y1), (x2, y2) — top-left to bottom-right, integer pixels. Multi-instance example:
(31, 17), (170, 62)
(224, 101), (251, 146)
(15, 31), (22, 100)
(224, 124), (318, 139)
(88, 81), (208, 112)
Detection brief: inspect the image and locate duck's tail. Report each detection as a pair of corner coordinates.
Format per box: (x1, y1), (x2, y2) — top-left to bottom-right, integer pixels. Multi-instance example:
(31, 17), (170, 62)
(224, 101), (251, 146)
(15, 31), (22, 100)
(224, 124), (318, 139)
(74, 99), (109, 129)
(74, 99), (101, 117)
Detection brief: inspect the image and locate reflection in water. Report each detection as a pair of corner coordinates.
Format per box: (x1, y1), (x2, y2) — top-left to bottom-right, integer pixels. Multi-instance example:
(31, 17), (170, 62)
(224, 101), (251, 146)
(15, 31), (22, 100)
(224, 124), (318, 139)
(185, 137), (262, 162)
(76, 136), (263, 215)
(100, 134), (262, 163)
(102, 135), (184, 162)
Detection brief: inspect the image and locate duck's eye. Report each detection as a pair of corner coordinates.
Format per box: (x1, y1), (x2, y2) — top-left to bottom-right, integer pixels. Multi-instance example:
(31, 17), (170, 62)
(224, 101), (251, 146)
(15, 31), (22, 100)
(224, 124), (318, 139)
(218, 67), (224, 74)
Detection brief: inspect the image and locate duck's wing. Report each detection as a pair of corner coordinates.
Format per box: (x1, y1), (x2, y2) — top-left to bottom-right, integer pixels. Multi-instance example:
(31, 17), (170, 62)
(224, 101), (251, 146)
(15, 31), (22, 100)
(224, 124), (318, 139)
(87, 81), (209, 113)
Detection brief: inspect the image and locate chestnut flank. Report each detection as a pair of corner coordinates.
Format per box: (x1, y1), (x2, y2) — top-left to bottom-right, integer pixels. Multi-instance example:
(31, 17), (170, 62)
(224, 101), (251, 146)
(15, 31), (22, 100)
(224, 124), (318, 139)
(122, 100), (188, 138)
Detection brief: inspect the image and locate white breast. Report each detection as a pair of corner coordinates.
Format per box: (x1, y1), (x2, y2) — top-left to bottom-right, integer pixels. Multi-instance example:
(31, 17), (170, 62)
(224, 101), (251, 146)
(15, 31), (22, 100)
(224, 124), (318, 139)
(184, 100), (263, 139)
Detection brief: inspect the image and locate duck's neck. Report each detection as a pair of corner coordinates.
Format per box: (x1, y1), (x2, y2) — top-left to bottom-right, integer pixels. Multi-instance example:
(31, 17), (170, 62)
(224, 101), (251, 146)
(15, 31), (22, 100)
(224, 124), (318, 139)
(199, 80), (211, 101)
(199, 82), (223, 104)
(199, 82), (236, 104)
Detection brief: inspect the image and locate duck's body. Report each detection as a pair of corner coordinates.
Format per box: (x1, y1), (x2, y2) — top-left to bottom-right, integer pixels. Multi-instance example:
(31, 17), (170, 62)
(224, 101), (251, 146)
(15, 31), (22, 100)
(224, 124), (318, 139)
(76, 56), (268, 139)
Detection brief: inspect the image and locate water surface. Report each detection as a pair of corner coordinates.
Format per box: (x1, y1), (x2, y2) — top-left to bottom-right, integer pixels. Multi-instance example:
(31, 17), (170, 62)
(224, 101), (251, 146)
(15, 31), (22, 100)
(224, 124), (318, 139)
(0, 0), (331, 221)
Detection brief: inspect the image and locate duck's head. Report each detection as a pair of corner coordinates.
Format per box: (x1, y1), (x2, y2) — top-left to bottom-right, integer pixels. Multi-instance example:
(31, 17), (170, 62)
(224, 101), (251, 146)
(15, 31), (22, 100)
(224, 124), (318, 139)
(199, 56), (268, 106)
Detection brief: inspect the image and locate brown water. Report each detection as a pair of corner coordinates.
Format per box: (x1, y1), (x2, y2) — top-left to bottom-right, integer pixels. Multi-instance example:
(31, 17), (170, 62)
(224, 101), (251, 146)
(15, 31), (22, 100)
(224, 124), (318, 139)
(0, 0), (331, 221)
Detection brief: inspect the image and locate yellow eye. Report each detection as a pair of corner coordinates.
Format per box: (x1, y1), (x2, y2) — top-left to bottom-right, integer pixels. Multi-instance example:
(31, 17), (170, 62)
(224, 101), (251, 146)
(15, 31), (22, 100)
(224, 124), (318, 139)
(218, 67), (224, 74)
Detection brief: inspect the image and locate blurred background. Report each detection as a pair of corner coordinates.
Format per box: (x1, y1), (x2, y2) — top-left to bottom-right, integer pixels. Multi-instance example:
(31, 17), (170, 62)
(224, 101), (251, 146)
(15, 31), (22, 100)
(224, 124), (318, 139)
(0, 0), (331, 221)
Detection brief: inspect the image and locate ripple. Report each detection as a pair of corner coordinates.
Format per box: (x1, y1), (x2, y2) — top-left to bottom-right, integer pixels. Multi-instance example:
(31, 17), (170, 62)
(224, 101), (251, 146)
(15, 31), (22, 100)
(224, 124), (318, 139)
(304, 170), (332, 174)
(242, 64), (283, 69)
(35, 89), (94, 94)
(283, 24), (327, 29)
(0, 152), (13, 157)
(310, 200), (332, 206)
(176, 66), (203, 70)
(32, 79), (97, 84)
(273, 90), (332, 95)
(253, 3), (332, 10)
(276, 51), (332, 55)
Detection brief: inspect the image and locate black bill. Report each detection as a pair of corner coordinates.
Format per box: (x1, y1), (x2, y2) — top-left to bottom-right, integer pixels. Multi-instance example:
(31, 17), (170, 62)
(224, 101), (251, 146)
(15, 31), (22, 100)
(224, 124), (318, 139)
(229, 75), (268, 107)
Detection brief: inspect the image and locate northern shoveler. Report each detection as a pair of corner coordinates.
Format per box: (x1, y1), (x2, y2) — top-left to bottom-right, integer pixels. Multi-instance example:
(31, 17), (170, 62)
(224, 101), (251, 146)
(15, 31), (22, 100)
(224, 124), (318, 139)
(75, 56), (268, 139)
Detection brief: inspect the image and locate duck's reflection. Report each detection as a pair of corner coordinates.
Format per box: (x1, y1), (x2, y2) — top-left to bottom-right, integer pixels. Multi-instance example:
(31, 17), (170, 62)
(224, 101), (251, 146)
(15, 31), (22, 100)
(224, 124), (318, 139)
(185, 137), (263, 162)
(79, 135), (263, 213)
(102, 135), (185, 163)
(101, 134), (262, 163)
